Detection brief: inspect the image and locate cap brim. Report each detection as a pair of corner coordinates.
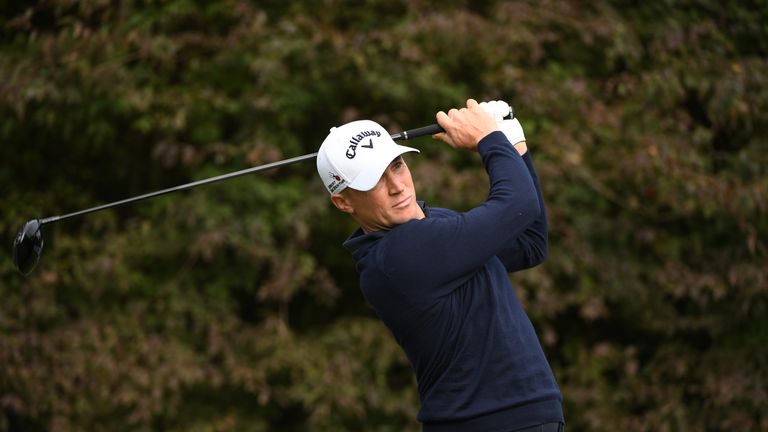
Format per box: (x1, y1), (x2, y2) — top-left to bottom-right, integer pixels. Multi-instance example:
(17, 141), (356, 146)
(348, 144), (420, 192)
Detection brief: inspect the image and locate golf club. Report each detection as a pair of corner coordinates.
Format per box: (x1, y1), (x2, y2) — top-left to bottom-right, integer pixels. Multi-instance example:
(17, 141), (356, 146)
(13, 117), (503, 275)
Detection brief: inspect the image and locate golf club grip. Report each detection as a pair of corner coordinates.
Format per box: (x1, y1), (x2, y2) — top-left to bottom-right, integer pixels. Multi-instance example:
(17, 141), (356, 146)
(391, 109), (515, 141)
(390, 123), (443, 141)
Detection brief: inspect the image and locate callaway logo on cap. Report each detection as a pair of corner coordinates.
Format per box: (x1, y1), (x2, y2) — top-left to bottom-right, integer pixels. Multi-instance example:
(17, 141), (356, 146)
(316, 120), (419, 194)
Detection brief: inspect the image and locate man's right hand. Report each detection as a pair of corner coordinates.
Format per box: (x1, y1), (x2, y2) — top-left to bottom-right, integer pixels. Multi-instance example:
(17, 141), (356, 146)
(433, 99), (498, 151)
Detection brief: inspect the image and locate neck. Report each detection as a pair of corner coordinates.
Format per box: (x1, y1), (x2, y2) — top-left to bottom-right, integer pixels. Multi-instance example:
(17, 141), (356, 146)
(358, 205), (426, 234)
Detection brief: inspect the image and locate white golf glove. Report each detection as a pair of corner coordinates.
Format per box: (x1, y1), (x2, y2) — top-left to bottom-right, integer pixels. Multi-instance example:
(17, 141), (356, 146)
(479, 100), (511, 121)
(480, 100), (526, 145)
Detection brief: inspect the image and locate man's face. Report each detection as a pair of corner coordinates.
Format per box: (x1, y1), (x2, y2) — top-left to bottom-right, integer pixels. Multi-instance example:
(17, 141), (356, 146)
(332, 156), (425, 232)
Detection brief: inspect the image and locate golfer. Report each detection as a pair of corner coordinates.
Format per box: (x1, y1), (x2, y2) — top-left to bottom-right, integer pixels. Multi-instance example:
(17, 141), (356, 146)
(316, 99), (564, 432)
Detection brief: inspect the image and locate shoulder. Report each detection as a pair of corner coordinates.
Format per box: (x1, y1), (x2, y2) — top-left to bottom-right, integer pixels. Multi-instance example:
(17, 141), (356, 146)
(373, 207), (458, 261)
(425, 206), (458, 219)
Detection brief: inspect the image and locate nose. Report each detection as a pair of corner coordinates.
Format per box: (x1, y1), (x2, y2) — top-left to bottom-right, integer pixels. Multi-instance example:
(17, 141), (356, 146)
(384, 172), (406, 195)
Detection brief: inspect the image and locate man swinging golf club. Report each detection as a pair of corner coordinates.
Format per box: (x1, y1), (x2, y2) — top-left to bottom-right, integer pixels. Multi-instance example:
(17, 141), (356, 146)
(317, 99), (564, 432)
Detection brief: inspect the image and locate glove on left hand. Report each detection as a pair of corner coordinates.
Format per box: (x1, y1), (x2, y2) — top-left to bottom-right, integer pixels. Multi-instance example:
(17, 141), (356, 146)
(480, 100), (526, 145)
(479, 100), (511, 122)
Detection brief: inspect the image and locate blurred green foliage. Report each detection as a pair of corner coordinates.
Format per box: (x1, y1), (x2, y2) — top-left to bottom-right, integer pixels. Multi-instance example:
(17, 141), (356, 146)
(1, 0), (766, 430)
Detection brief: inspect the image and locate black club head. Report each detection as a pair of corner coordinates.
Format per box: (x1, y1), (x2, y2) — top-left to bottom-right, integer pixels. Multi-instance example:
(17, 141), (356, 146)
(12, 219), (44, 275)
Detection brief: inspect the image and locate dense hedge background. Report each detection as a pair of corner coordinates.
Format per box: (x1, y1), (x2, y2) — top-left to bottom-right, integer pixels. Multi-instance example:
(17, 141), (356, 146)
(1, 1), (766, 431)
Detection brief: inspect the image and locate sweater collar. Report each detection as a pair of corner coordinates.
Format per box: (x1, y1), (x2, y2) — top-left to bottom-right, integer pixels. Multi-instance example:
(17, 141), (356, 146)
(342, 201), (429, 256)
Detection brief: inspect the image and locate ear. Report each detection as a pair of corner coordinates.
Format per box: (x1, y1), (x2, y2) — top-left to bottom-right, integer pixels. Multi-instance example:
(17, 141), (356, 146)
(330, 193), (354, 214)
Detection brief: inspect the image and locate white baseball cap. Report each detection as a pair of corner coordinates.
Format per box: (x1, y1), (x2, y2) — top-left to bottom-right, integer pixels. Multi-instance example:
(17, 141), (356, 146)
(317, 119), (419, 194)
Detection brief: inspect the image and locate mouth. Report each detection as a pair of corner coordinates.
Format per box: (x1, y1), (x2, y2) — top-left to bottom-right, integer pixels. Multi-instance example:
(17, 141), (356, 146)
(393, 196), (412, 209)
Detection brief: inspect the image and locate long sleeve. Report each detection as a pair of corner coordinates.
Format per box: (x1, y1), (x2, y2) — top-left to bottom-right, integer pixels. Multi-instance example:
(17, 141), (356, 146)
(496, 152), (548, 272)
(374, 131), (541, 300)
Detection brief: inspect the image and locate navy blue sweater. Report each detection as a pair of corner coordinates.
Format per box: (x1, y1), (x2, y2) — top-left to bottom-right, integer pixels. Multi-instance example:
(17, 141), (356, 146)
(343, 132), (563, 431)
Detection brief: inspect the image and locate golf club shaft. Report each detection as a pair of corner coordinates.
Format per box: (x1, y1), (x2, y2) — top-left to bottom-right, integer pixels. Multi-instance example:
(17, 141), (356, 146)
(38, 124), (440, 225)
(40, 152), (318, 225)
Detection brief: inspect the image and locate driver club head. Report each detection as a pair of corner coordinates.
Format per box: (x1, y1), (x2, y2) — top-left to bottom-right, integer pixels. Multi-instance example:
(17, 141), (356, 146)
(12, 219), (44, 275)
